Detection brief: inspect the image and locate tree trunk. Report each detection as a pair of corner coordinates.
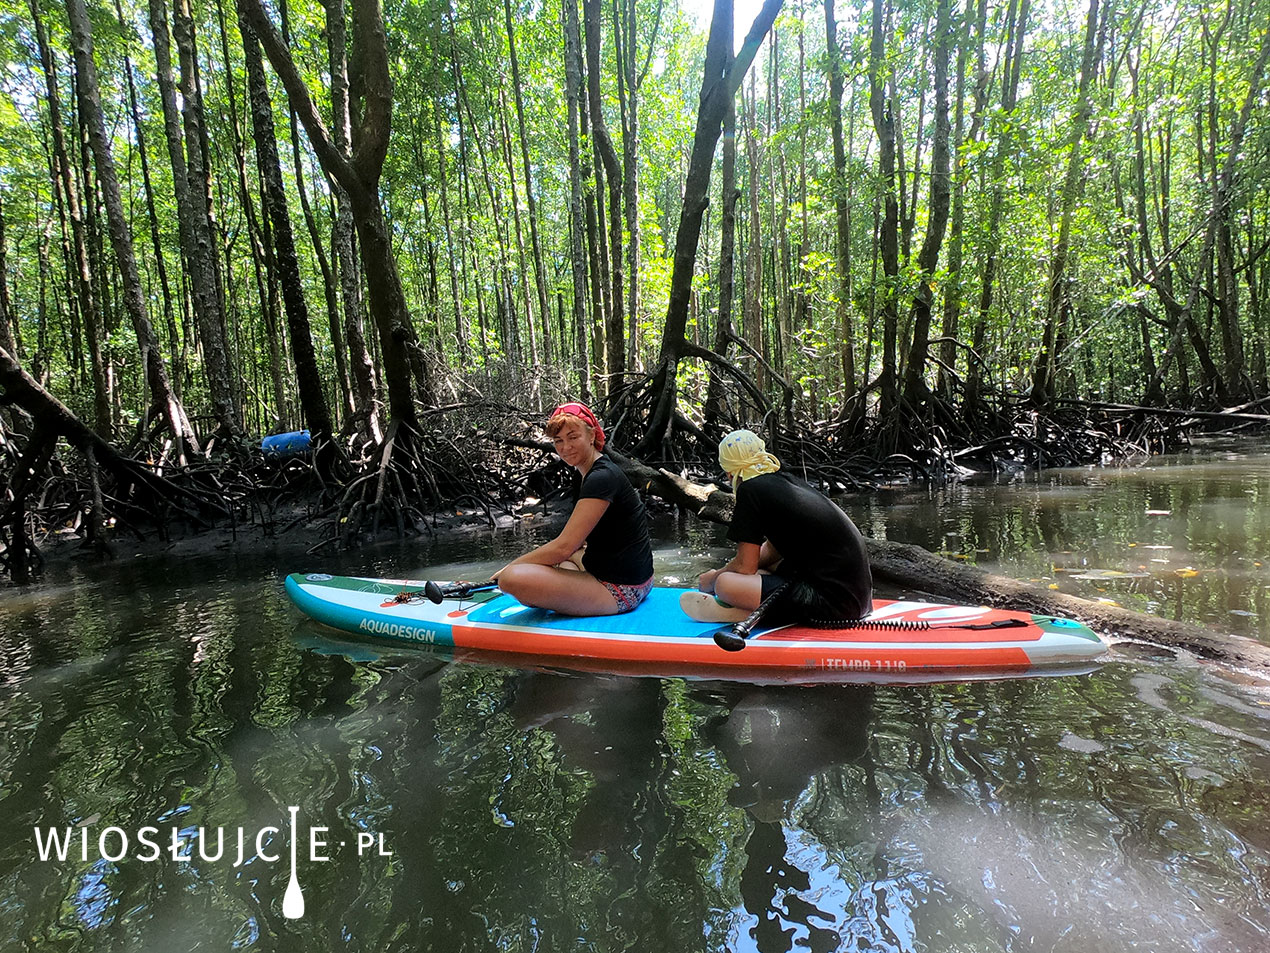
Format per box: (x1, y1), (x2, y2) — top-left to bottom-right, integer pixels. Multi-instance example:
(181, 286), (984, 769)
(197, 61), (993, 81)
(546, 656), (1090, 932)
(79, 119), (115, 424)
(435, 103), (469, 369)
(1030, 0), (1105, 407)
(703, 42), (740, 432)
(618, 0), (639, 369)
(452, 46), (521, 372)
(117, 4), (181, 402)
(504, 0), (553, 370)
(937, 0), (985, 400)
(496, 95), (540, 381)
(324, 0), (380, 439)
(581, 80), (608, 390)
(172, 0), (241, 436)
(825, 0), (857, 403)
(274, 0), (350, 424)
(584, 169), (606, 394)
(147, 0), (201, 385)
(743, 77), (765, 392)
(770, 26), (792, 386)
(584, 0), (627, 385)
(292, 112), (352, 424)
(638, 0), (783, 455)
(238, 3), (335, 474)
(796, 22), (810, 339)
(0, 197), (13, 358)
(1208, 14), (1269, 400)
(967, 0), (1029, 413)
(30, 0), (110, 437)
(208, 0), (284, 433)
(617, 0), (653, 372)
(901, 0), (952, 413)
(868, 0), (900, 421)
(65, 0), (199, 458)
(242, 0), (426, 431)
(564, 0), (592, 402)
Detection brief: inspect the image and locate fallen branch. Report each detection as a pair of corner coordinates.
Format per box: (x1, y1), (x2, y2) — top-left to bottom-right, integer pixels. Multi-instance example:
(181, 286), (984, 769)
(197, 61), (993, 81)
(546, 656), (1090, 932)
(863, 539), (1270, 670)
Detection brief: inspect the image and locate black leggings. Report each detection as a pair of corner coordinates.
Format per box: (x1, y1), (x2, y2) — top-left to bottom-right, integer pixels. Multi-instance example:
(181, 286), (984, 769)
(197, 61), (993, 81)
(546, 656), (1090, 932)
(759, 572), (853, 624)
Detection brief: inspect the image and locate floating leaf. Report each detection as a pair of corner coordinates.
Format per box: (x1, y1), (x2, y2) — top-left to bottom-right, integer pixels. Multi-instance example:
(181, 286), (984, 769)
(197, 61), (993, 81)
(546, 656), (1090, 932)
(1174, 567), (1199, 578)
(1069, 569), (1149, 581)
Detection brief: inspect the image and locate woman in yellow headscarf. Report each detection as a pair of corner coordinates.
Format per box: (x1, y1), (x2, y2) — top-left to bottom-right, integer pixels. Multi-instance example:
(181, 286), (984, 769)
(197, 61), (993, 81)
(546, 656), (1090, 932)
(685, 429), (873, 624)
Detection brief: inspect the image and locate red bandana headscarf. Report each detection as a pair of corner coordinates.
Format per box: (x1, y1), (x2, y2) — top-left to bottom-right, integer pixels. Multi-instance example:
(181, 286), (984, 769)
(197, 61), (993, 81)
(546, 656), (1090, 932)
(550, 401), (606, 450)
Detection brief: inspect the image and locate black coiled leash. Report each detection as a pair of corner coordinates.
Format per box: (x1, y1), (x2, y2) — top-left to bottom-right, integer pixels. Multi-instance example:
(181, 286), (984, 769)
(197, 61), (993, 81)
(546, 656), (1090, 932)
(713, 590), (1029, 653)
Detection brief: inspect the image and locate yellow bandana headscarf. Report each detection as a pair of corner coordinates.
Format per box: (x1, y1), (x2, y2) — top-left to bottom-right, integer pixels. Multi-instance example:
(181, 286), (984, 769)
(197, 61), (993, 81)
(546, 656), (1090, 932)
(718, 429), (781, 491)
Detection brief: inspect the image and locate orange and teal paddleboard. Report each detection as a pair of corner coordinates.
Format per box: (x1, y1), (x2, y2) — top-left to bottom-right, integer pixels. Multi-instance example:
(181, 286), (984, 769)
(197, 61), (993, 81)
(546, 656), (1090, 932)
(285, 572), (1107, 682)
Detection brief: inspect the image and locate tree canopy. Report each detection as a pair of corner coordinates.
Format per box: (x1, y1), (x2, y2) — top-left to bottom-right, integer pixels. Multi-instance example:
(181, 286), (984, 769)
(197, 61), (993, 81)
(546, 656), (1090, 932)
(1, 0), (1269, 548)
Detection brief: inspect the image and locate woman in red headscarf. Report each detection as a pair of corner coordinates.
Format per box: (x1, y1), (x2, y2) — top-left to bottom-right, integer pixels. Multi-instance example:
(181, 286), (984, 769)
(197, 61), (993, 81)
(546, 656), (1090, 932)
(492, 402), (654, 615)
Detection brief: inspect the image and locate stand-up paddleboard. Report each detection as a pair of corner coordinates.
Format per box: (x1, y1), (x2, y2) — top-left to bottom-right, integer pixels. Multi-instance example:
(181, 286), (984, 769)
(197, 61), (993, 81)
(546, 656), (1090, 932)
(286, 573), (1107, 681)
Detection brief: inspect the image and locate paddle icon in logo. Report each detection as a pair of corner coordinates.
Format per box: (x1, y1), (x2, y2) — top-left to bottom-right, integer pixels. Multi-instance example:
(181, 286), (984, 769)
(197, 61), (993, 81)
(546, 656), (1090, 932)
(282, 806), (305, 919)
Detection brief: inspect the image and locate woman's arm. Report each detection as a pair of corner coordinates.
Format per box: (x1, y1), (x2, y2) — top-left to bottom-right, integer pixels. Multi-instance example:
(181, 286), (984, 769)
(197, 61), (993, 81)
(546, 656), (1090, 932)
(698, 541), (761, 592)
(492, 498), (610, 580)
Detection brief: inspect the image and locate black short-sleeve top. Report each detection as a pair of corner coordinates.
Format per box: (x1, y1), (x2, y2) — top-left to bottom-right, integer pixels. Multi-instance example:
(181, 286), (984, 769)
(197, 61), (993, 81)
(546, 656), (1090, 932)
(572, 454), (654, 585)
(727, 471), (873, 618)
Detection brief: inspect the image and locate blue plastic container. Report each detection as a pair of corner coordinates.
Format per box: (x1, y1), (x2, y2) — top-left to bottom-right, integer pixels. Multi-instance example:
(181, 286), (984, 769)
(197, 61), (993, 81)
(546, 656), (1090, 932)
(261, 430), (311, 459)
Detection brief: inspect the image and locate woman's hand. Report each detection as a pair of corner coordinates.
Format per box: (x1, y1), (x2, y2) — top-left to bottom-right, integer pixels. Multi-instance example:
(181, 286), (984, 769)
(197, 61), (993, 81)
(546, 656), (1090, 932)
(493, 501), (608, 584)
(698, 568), (721, 593)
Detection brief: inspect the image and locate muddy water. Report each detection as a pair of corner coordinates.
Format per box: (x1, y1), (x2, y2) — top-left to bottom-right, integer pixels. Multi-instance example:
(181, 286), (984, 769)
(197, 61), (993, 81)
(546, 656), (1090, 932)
(1, 438), (1268, 952)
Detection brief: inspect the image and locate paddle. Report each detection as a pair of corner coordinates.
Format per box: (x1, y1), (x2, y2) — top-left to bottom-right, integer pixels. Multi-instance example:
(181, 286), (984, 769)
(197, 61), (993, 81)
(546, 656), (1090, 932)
(712, 581), (790, 652)
(423, 580), (500, 604)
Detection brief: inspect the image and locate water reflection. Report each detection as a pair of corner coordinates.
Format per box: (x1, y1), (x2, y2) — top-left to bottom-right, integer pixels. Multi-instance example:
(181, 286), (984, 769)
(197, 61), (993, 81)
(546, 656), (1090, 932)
(507, 672), (664, 858)
(703, 685), (875, 953)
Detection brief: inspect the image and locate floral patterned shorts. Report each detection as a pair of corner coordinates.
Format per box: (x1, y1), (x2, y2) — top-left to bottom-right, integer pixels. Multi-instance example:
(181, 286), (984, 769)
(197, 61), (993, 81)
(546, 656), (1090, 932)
(599, 575), (654, 613)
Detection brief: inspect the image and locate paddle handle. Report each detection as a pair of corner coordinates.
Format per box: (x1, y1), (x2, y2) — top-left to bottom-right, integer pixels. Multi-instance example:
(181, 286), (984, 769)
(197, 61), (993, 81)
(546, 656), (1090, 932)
(713, 580), (790, 652)
(424, 580), (500, 604)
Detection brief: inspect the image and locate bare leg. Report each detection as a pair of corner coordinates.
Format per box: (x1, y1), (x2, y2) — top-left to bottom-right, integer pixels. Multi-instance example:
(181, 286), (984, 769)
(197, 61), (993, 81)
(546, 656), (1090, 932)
(713, 571), (764, 611)
(498, 563), (620, 616)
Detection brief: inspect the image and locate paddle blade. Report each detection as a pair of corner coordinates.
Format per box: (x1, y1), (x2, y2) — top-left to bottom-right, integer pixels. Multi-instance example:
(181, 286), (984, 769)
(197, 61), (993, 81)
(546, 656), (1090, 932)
(283, 876), (305, 919)
(424, 580), (444, 604)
